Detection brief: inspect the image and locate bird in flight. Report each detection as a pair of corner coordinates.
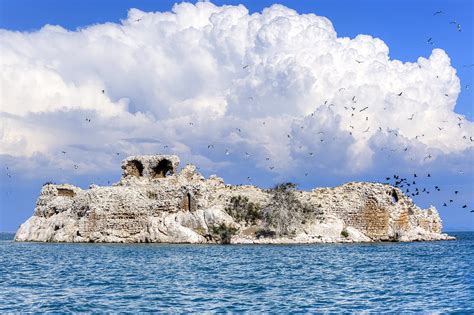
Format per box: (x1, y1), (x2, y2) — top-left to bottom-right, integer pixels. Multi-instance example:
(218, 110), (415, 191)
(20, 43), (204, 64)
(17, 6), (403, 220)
(397, 92), (403, 96)
(449, 21), (462, 31)
(61, 151), (67, 155)
(242, 65), (249, 69)
(433, 11), (443, 15)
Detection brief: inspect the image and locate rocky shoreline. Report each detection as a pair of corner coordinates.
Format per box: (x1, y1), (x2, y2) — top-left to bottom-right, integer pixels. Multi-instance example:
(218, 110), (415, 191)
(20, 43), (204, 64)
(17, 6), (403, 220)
(15, 155), (454, 244)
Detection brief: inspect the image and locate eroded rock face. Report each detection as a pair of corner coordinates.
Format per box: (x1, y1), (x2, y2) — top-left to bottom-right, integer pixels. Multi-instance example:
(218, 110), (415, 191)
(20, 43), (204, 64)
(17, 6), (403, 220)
(15, 155), (454, 243)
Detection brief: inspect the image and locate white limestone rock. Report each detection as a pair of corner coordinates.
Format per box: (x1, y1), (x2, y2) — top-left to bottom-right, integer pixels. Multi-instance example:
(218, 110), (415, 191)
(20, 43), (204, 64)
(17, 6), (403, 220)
(15, 154), (454, 244)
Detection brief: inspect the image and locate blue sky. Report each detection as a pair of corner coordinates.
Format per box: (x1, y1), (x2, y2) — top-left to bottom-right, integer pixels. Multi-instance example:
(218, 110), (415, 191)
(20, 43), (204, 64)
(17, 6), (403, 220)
(0, 0), (473, 232)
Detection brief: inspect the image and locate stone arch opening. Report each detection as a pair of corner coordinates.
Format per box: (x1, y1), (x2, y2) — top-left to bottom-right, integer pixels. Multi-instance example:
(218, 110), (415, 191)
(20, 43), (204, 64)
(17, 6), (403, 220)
(125, 160), (144, 177)
(391, 189), (399, 204)
(151, 159), (173, 178)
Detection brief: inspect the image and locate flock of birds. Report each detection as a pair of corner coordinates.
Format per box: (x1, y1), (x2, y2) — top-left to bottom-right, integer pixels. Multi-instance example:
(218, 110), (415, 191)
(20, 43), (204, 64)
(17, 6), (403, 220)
(2, 10), (473, 215)
(427, 10), (462, 46)
(384, 173), (471, 212)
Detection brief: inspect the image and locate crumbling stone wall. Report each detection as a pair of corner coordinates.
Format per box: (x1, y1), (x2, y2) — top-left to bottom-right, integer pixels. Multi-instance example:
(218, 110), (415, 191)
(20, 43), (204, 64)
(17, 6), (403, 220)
(57, 188), (76, 197)
(15, 155), (452, 243)
(122, 155), (179, 179)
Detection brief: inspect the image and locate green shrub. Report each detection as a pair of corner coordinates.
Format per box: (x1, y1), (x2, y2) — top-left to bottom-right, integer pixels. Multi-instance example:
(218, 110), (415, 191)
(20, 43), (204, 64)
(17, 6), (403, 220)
(211, 223), (239, 244)
(262, 182), (315, 236)
(270, 182), (298, 192)
(341, 229), (349, 238)
(225, 195), (262, 225)
(146, 191), (158, 199)
(255, 228), (276, 239)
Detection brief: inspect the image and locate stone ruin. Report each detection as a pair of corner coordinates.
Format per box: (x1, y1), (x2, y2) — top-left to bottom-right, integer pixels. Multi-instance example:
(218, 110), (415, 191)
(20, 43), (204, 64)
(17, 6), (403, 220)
(122, 155), (179, 179)
(14, 154), (454, 244)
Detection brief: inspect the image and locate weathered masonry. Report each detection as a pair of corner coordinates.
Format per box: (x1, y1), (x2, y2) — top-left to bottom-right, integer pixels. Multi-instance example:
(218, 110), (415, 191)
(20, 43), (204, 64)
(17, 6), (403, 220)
(122, 155), (179, 179)
(15, 154), (453, 244)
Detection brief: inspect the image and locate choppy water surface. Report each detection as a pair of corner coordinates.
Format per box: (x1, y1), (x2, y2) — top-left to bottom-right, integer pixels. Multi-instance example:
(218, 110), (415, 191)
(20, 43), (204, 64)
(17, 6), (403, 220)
(0, 232), (473, 312)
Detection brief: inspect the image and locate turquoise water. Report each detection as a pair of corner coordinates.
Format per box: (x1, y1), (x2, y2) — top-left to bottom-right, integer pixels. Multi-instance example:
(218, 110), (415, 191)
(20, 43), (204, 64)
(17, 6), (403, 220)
(0, 232), (473, 312)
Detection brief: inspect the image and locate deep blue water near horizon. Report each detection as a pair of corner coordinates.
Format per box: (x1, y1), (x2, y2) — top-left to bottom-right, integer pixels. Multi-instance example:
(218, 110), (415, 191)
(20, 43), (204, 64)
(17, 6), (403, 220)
(0, 233), (473, 313)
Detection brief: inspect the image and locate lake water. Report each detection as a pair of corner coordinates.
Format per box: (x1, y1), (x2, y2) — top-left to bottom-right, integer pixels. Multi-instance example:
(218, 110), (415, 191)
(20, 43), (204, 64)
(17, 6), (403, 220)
(0, 232), (473, 312)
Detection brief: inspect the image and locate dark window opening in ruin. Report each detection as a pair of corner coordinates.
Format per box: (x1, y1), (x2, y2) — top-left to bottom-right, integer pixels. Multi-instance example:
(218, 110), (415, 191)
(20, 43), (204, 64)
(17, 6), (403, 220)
(126, 160), (144, 177)
(181, 192), (193, 211)
(391, 189), (399, 203)
(152, 159), (173, 178)
(57, 188), (76, 197)
(187, 193), (192, 211)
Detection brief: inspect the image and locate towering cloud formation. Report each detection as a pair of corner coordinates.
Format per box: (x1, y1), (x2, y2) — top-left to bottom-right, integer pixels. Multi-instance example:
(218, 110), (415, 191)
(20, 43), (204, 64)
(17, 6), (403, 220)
(0, 2), (472, 179)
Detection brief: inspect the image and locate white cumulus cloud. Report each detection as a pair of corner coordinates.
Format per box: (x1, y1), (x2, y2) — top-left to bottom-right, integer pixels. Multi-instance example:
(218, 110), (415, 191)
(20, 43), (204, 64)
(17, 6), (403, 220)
(0, 1), (472, 180)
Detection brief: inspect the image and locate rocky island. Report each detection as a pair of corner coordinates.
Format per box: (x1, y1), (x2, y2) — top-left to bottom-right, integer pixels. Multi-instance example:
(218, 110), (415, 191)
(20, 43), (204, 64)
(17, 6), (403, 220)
(15, 155), (453, 244)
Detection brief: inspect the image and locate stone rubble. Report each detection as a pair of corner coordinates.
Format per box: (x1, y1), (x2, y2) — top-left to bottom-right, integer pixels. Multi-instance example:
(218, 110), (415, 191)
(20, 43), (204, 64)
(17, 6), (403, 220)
(15, 155), (454, 243)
